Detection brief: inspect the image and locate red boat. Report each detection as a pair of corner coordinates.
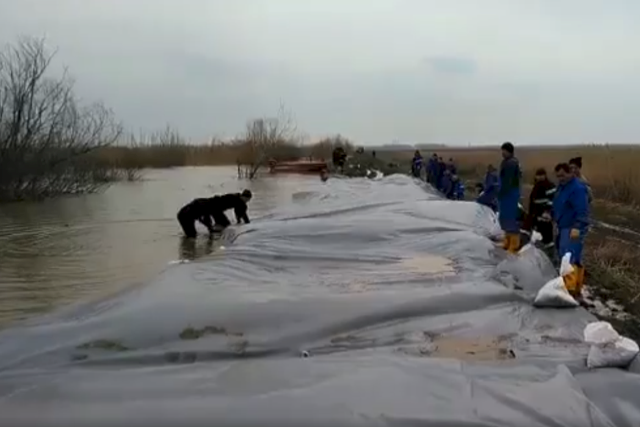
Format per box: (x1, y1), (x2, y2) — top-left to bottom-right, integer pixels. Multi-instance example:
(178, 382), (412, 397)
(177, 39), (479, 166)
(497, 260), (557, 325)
(269, 158), (327, 175)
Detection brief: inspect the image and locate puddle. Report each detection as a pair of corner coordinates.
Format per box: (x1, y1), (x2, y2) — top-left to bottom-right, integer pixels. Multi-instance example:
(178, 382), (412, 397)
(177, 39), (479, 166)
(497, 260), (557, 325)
(425, 336), (515, 361)
(398, 254), (455, 276)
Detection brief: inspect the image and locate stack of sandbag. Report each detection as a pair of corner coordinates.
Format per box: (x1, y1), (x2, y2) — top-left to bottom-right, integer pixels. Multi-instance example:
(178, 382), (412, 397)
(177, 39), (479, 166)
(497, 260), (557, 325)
(533, 253), (579, 308)
(583, 321), (640, 369)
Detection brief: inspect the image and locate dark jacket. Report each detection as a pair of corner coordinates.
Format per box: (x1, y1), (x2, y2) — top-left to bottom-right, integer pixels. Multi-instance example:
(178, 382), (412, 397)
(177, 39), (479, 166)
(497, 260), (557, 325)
(426, 157), (438, 183)
(528, 179), (556, 220)
(180, 198), (216, 219)
(552, 177), (589, 230)
(411, 155), (424, 177)
(498, 156), (521, 197)
(441, 174), (453, 198)
(213, 193), (250, 224)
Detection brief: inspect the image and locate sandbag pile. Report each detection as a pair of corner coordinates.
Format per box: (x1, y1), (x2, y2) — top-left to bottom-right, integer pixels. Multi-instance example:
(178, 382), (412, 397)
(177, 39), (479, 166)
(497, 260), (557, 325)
(583, 321), (640, 369)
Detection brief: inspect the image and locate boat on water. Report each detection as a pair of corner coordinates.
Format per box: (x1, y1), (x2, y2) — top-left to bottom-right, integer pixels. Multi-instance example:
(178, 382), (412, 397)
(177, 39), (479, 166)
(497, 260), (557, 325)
(268, 158), (327, 175)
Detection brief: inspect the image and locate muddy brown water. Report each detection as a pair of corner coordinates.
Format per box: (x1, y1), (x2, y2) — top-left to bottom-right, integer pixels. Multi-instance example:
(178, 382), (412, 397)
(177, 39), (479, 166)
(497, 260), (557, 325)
(0, 167), (310, 328)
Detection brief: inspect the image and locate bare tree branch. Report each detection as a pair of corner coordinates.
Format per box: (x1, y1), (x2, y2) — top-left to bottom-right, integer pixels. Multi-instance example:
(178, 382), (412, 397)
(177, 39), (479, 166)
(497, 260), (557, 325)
(0, 37), (123, 201)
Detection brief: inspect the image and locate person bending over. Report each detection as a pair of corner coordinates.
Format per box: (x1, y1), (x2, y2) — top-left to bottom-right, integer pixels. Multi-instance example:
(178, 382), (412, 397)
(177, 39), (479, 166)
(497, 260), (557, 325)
(209, 189), (253, 229)
(177, 189), (252, 238)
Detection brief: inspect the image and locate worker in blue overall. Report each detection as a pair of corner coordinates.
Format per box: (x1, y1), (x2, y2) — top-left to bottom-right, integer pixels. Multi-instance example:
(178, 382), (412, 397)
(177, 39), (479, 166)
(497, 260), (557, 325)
(552, 162), (590, 299)
(476, 164), (499, 212)
(497, 142), (522, 253)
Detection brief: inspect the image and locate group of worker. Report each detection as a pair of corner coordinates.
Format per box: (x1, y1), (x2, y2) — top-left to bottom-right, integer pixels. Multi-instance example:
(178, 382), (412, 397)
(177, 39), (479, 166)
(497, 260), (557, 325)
(475, 142), (592, 300)
(412, 150), (465, 200)
(177, 189), (253, 239)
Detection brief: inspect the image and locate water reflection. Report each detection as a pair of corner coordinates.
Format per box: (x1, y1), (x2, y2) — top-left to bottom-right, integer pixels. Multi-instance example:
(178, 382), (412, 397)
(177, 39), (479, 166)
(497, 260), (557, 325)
(179, 236), (217, 261)
(0, 167), (316, 328)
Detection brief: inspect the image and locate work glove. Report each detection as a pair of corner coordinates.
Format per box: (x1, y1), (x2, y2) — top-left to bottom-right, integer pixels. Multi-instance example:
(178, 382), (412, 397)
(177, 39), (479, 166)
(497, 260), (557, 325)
(570, 228), (580, 239)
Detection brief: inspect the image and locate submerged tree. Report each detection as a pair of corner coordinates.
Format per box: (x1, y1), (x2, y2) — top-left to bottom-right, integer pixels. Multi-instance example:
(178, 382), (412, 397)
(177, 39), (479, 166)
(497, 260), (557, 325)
(0, 37), (123, 202)
(236, 103), (300, 179)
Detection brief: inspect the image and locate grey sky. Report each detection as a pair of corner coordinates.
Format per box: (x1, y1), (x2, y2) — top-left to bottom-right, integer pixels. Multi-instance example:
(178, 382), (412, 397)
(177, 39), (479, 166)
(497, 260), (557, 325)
(1, 0), (639, 145)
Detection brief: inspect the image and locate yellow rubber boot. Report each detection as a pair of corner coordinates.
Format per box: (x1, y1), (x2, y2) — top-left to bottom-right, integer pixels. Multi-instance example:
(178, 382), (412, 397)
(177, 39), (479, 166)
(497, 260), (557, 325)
(507, 233), (521, 254)
(502, 235), (510, 250)
(575, 266), (585, 295)
(562, 265), (579, 296)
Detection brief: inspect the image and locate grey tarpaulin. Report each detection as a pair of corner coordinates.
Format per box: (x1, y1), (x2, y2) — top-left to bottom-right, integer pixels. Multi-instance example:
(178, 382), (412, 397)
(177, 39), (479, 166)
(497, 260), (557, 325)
(1, 174), (639, 427)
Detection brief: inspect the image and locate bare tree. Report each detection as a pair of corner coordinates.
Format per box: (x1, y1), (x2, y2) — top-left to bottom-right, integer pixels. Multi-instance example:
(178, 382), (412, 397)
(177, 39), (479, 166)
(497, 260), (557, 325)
(236, 102), (300, 179)
(0, 37), (123, 202)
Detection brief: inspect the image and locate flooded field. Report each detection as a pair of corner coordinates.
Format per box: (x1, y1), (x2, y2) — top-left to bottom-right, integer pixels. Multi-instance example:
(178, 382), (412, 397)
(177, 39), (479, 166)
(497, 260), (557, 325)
(0, 167), (310, 327)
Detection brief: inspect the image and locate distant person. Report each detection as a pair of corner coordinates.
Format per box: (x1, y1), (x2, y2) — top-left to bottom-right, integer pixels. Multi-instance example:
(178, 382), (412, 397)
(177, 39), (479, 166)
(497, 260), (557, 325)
(177, 190), (252, 238)
(332, 146), (347, 170)
(411, 150), (424, 178)
(426, 153), (439, 186)
(372, 150), (377, 159)
(553, 162), (590, 299)
(498, 142), (522, 254)
(441, 169), (453, 198)
(525, 168), (556, 249)
(451, 175), (464, 200)
(320, 168), (329, 182)
(436, 156), (447, 190)
(447, 158), (457, 175)
(476, 164), (499, 212)
(569, 157), (593, 204)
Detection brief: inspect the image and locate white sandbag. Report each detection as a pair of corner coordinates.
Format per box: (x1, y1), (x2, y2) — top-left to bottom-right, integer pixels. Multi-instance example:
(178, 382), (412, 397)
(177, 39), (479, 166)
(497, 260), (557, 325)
(533, 253), (578, 308)
(583, 321), (640, 369)
(583, 321), (619, 345)
(559, 252), (574, 276)
(533, 276), (579, 308)
(587, 337), (640, 369)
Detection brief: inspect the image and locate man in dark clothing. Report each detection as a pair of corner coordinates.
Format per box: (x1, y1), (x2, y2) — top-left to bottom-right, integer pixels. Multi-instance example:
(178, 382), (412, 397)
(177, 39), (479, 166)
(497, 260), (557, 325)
(411, 150), (424, 178)
(332, 147), (347, 170)
(177, 190), (252, 238)
(436, 157), (447, 190)
(426, 153), (439, 185)
(441, 169), (453, 198)
(498, 142), (522, 254)
(447, 158), (457, 175)
(526, 168), (556, 249)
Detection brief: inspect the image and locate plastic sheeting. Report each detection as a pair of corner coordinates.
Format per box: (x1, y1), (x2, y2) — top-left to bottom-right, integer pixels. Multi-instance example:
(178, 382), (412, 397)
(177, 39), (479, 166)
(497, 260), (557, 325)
(1, 174), (639, 427)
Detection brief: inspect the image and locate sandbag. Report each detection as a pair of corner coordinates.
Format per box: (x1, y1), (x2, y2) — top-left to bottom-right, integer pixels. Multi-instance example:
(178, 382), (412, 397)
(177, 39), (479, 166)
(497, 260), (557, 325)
(584, 321), (640, 369)
(533, 253), (578, 308)
(518, 230), (542, 255)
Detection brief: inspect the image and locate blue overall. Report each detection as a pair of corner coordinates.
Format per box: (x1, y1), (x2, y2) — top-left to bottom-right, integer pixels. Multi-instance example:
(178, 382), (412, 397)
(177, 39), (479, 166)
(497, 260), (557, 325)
(455, 182), (465, 200)
(441, 174), (453, 198)
(498, 157), (522, 234)
(476, 171), (498, 211)
(553, 177), (590, 265)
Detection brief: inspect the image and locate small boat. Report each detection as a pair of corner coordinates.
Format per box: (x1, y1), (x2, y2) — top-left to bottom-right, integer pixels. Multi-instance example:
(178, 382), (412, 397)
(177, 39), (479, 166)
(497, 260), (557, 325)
(269, 158), (327, 175)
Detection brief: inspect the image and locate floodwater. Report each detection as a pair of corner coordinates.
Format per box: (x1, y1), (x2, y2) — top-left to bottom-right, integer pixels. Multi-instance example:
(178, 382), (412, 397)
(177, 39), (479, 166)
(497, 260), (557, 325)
(0, 166), (301, 328)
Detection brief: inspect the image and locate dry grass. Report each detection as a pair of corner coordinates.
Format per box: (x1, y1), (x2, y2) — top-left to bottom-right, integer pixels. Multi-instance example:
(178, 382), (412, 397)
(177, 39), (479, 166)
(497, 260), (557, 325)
(584, 234), (640, 339)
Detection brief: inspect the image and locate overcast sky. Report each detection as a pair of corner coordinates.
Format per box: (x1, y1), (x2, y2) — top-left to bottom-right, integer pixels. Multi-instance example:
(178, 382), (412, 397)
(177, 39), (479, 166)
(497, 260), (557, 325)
(1, 0), (639, 145)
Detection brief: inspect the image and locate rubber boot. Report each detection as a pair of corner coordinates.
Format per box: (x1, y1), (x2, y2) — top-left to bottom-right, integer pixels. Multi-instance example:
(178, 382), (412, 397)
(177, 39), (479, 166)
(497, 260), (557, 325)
(502, 235), (510, 250)
(562, 265), (579, 297)
(575, 266), (585, 295)
(507, 233), (521, 254)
